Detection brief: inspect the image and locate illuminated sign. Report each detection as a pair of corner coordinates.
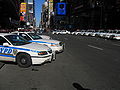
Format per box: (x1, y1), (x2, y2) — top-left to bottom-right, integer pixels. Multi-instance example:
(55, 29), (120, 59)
(49, 0), (53, 3)
(20, 3), (26, 21)
(49, 0), (53, 12)
(20, 3), (26, 13)
(20, 16), (24, 21)
(56, 3), (66, 15)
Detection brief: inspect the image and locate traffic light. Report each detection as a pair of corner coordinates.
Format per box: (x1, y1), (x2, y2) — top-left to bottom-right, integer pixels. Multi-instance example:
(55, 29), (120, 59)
(56, 3), (66, 15)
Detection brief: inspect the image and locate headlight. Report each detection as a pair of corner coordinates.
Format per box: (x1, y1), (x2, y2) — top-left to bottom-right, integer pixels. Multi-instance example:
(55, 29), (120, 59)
(38, 51), (47, 55)
(48, 49), (52, 54)
(59, 42), (64, 46)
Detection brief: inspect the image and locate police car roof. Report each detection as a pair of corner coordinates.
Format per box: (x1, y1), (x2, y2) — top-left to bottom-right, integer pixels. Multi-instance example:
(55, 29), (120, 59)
(0, 33), (15, 36)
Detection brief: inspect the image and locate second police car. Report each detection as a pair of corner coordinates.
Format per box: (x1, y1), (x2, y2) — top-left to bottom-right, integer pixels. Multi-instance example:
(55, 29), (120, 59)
(12, 32), (64, 53)
(0, 33), (54, 68)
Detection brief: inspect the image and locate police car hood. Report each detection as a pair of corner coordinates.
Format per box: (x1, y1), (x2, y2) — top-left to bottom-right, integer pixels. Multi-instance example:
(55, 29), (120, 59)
(34, 39), (60, 44)
(20, 43), (50, 51)
(40, 35), (50, 39)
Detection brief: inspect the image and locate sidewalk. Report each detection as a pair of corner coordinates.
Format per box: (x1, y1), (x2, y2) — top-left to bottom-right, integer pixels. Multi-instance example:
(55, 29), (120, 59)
(0, 62), (5, 69)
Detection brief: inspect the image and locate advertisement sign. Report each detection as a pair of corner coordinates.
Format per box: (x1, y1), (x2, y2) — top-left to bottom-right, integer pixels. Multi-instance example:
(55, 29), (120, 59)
(56, 3), (66, 15)
(20, 3), (26, 13)
(49, 3), (53, 12)
(20, 16), (24, 21)
(20, 3), (26, 21)
(49, 0), (53, 3)
(49, 0), (53, 12)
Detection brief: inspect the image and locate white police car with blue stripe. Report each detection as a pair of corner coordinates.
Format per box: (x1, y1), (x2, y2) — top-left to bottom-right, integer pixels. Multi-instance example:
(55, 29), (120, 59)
(0, 33), (54, 68)
(12, 32), (64, 53)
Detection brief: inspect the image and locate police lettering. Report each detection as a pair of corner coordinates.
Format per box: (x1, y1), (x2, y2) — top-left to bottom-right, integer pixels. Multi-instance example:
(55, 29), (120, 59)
(0, 48), (12, 54)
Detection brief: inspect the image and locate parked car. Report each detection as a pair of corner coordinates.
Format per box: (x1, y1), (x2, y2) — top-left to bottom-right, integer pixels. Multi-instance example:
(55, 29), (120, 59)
(113, 31), (120, 40)
(103, 30), (116, 39)
(80, 30), (86, 36)
(52, 30), (61, 34)
(84, 30), (95, 36)
(0, 33), (54, 68)
(59, 30), (71, 34)
(12, 32), (64, 53)
(71, 31), (81, 35)
(95, 30), (105, 37)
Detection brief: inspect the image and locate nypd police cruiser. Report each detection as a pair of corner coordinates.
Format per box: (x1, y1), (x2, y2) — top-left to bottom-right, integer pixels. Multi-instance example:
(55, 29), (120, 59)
(12, 32), (64, 53)
(0, 33), (54, 68)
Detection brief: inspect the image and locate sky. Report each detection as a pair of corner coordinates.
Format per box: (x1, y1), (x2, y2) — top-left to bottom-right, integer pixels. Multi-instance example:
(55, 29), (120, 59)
(35, 0), (45, 27)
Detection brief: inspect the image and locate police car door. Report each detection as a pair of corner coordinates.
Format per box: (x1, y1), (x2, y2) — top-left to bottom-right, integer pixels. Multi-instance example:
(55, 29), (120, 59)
(0, 36), (14, 61)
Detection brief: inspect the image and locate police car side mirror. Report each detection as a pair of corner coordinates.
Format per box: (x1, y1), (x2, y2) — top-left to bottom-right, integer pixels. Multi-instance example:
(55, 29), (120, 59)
(3, 43), (9, 46)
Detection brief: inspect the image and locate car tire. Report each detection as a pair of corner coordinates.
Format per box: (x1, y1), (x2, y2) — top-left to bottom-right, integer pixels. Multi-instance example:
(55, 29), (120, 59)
(110, 35), (115, 40)
(16, 53), (32, 68)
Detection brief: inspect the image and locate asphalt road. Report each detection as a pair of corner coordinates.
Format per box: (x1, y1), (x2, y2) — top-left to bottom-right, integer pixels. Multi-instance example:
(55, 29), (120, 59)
(0, 34), (120, 90)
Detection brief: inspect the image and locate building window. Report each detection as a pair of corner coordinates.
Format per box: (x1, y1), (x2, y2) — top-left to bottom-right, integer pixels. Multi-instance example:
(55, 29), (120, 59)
(28, 0), (33, 4)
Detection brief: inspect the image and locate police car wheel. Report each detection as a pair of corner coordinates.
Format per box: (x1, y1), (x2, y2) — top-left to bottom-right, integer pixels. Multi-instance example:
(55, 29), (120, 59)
(17, 53), (32, 68)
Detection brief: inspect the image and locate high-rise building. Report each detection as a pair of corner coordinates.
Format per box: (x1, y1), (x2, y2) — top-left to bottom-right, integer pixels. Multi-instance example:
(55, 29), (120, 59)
(27, 0), (35, 28)
(0, 0), (20, 29)
(20, 0), (35, 29)
(41, 1), (49, 30)
(41, 0), (69, 30)
(68, 0), (120, 30)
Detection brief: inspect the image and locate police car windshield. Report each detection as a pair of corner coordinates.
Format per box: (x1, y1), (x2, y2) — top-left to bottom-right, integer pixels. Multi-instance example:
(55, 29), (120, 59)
(28, 33), (42, 40)
(5, 35), (30, 46)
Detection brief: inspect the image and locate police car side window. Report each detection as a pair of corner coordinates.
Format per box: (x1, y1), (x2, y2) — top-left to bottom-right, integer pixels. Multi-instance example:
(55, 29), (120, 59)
(19, 33), (31, 40)
(0, 36), (8, 45)
(13, 33), (17, 35)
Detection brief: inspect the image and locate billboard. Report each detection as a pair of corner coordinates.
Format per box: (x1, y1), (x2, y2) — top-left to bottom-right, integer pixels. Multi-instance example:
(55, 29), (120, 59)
(49, 0), (53, 3)
(49, 0), (53, 12)
(56, 3), (66, 15)
(20, 3), (26, 21)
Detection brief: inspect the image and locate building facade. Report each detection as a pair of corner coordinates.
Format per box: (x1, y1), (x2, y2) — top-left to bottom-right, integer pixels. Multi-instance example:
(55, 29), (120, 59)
(41, 0), (120, 30)
(68, 0), (120, 30)
(20, 0), (35, 29)
(41, 0), (68, 30)
(0, 0), (20, 29)
(41, 1), (49, 30)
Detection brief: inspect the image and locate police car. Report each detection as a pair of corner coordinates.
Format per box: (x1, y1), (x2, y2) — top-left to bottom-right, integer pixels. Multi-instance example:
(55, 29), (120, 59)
(0, 33), (54, 68)
(12, 32), (64, 53)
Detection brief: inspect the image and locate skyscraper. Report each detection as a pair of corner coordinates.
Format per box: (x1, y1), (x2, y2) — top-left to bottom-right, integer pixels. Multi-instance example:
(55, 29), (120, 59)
(20, 0), (35, 28)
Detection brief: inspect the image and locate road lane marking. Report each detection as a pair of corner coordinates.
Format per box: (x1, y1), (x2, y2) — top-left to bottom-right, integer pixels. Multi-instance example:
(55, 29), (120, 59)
(88, 45), (103, 50)
(112, 44), (120, 47)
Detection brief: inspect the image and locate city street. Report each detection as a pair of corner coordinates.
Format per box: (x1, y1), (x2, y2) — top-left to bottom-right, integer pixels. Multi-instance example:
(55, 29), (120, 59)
(0, 34), (120, 90)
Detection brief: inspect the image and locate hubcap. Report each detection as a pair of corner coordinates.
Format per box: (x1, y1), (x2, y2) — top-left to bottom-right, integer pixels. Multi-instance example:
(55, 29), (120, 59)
(21, 58), (27, 64)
